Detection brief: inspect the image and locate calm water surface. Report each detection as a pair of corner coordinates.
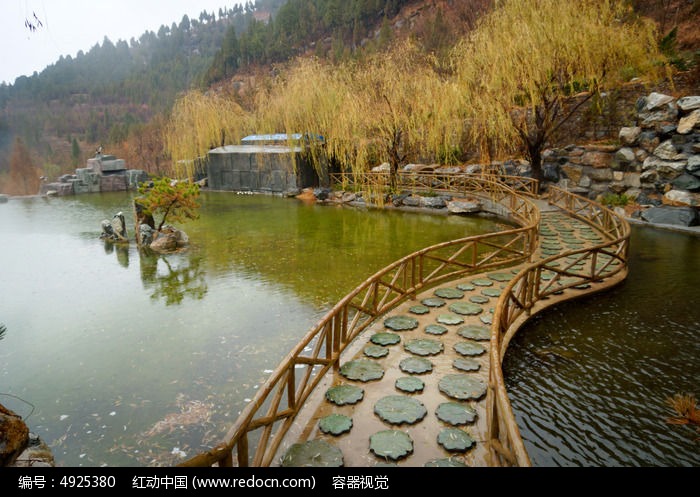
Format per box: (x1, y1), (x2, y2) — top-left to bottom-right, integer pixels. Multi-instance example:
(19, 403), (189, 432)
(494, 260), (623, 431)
(0, 191), (508, 467)
(503, 226), (699, 467)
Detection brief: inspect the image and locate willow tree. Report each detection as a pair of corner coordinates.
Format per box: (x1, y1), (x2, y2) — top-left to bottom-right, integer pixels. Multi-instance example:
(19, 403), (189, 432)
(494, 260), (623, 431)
(164, 89), (251, 180)
(452, 0), (668, 184)
(251, 40), (464, 200)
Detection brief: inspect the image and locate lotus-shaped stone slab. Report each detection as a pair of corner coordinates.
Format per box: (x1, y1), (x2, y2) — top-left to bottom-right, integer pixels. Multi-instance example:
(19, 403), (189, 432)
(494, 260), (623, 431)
(339, 359), (384, 382)
(319, 414), (353, 436)
(437, 427), (476, 452)
(435, 402), (477, 425)
(395, 376), (424, 393)
(399, 356), (433, 374)
(371, 332), (401, 346)
(404, 338), (443, 356)
(454, 341), (486, 356)
(369, 430), (413, 461)
(374, 395), (427, 425)
(325, 384), (364, 406)
(384, 315), (419, 331)
(281, 439), (344, 467)
(438, 374), (487, 400)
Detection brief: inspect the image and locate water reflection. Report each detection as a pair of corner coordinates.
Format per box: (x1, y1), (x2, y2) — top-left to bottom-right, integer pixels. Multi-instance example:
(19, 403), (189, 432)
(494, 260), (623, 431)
(138, 249), (208, 306)
(0, 191), (500, 467)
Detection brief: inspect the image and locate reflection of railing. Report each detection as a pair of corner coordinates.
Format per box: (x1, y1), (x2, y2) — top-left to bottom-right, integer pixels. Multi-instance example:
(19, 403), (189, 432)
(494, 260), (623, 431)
(329, 171), (540, 197)
(179, 176), (540, 467)
(486, 186), (630, 466)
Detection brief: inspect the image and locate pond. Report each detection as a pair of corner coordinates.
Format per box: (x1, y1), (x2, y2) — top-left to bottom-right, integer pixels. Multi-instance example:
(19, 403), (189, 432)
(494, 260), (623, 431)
(503, 225), (700, 467)
(0, 190), (510, 467)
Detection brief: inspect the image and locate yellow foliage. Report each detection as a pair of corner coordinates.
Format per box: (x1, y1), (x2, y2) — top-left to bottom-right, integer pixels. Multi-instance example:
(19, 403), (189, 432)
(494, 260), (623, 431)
(164, 90), (251, 180)
(451, 0), (668, 165)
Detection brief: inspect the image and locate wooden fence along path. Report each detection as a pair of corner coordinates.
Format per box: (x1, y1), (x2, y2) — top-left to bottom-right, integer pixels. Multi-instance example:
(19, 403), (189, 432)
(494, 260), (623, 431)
(179, 173), (630, 468)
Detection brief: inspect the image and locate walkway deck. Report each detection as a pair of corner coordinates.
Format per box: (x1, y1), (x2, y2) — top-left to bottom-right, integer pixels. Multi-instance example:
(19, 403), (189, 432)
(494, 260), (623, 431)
(268, 206), (623, 467)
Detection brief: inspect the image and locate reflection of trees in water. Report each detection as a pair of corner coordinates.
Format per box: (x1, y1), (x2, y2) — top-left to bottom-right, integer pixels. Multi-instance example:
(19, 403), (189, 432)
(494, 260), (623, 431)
(139, 250), (208, 305)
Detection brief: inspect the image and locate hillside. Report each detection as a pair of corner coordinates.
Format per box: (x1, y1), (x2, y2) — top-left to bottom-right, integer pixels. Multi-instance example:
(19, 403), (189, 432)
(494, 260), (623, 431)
(0, 0), (699, 196)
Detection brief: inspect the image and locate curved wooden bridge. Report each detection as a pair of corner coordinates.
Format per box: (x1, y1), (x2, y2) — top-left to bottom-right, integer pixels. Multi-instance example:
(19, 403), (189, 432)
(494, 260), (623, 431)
(179, 173), (630, 468)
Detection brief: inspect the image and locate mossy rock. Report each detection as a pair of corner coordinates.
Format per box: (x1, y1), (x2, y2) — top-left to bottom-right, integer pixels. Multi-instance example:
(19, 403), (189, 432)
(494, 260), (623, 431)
(409, 304), (431, 315)
(448, 302), (483, 316)
(471, 278), (493, 287)
(457, 324), (490, 341)
(436, 313), (464, 326)
(364, 344), (389, 358)
(436, 402), (477, 425)
(395, 376), (424, 393)
(339, 359), (385, 382)
(438, 374), (487, 400)
(370, 332), (401, 346)
(421, 297), (446, 308)
(404, 338), (443, 356)
(424, 457), (467, 467)
(319, 414), (353, 436)
(325, 384), (365, 406)
(399, 356), (433, 374)
(453, 357), (480, 372)
(437, 427), (476, 452)
(281, 439), (344, 467)
(454, 341), (486, 357)
(434, 287), (464, 299)
(424, 324), (448, 335)
(384, 315), (419, 331)
(374, 395), (427, 425)
(369, 430), (413, 461)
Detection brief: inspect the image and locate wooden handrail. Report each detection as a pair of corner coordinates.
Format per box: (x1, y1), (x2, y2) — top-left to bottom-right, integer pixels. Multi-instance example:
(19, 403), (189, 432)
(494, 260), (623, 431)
(179, 175), (541, 467)
(486, 186), (630, 466)
(178, 178), (629, 468)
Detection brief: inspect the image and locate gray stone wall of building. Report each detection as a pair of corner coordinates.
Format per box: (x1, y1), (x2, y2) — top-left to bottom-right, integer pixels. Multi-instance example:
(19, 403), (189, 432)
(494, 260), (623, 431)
(207, 145), (320, 193)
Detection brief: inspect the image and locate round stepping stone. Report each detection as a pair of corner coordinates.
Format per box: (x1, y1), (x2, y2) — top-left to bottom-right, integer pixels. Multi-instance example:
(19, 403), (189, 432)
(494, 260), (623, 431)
(448, 302), (483, 316)
(454, 341), (486, 356)
(404, 338), (443, 356)
(399, 356), (433, 374)
(340, 359), (384, 382)
(369, 430), (413, 461)
(424, 324), (448, 335)
(424, 457), (467, 467)
(325, 384), (364, 405)
(421, 297), (446, 308)
(438, 427), (476, 452)
(437, 313), (464, 326)
(434, 287), (464, 299)
(395, 376), (424, 393)
(456, 283), (475, 291)
(469, 295), (489, 304)
(453, 357), (481, 372)
(439, 374), (488, 400)
(370, 332), (401, 346)
(281, 439), (343, 467)
(481, 288), (502, 298)
(374, 395), (427, 425)
(384, 315), (419, 331)
(409, 304), (430, 315)
(364, 344), (389, 358)
(457, 324), (490, 341)
(436, 402), (478, 425)
(319, 414), (353, 436)
(471, 278), (493, 287)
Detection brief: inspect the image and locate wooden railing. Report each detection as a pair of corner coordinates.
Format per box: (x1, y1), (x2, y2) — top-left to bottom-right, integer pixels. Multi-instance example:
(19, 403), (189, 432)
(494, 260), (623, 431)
(486, 186), (630, 466)
(179, 176), (541, 467)
(329, 171), (540, 197)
